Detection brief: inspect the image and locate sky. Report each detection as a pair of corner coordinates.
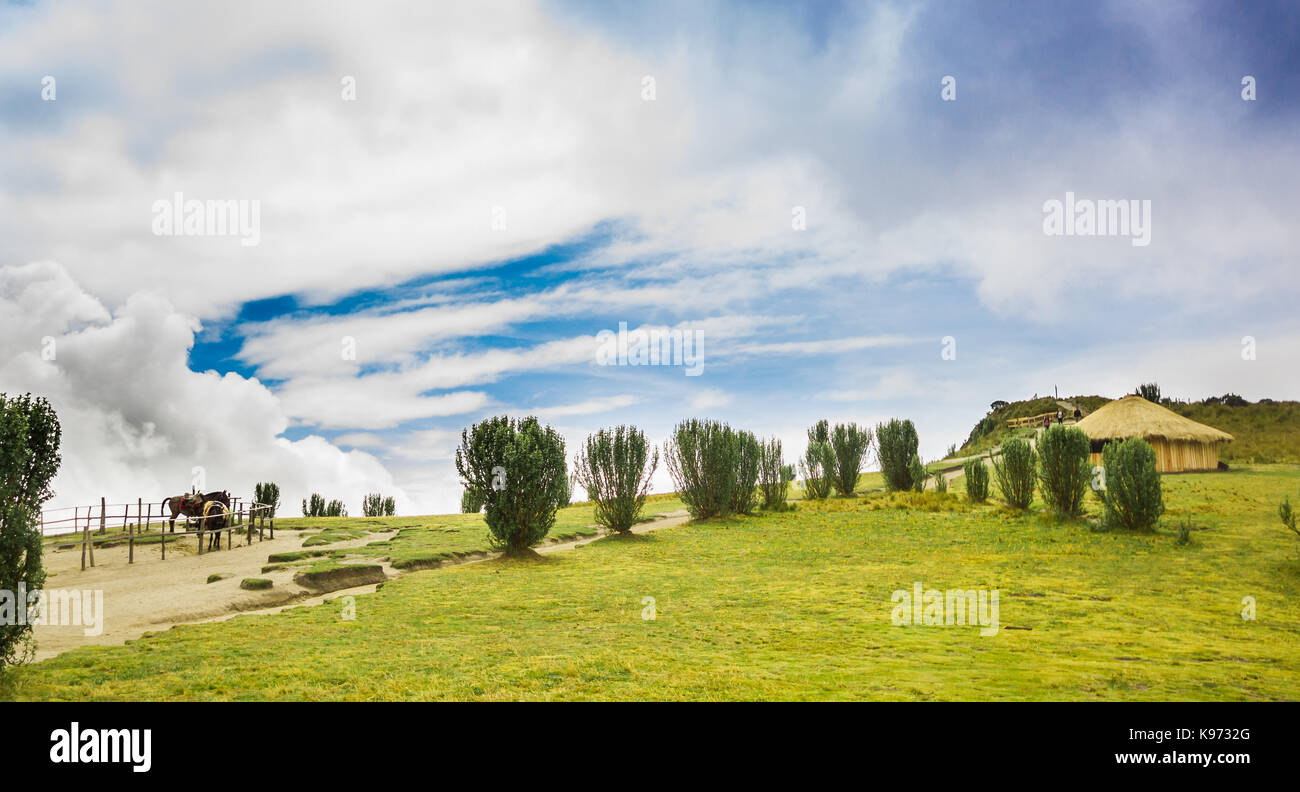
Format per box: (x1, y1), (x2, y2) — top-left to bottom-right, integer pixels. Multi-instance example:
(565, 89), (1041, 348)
(1, 0), (1298, 516)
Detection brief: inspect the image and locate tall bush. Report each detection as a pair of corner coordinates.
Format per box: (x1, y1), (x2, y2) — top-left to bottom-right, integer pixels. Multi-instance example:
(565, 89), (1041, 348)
(382, 496), (396, 516)
(908, 454), (926, 493)
(798, 440), (834, 500)
(730, 430), (761, 515)
(1101, 437), (1164, 531)
(963, 458), (990, 503)
(1, 393), (61, 669)
(829, 423), (873, 496)
(876, 419), (919, 491)
(253, 482), (281, 518)
(362, 493), (386, 517)
(758, 438), (793, 509)
(992, 439), (1037, 509)
(574, 425), (659, 533)
(455, 416), (568, 555)
(302, 493), (326, 517)
(664, 419), (762, 519)
(461, 488), (484, 514)
(1037, 425), (1091, 516)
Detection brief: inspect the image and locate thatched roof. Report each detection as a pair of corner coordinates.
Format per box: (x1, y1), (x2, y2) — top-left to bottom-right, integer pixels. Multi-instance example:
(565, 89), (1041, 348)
(1076, 395), (1233, 444)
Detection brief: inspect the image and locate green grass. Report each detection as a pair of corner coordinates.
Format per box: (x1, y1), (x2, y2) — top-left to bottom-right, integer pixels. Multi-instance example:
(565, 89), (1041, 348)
(1171, 401), (1300, 464)
(5, 468), (1298, 700)
(238, 578), (272, 591)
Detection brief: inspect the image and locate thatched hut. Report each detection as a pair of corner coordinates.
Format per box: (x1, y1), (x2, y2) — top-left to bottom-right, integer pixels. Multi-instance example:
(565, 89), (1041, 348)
(1075, 395), (1233, 473)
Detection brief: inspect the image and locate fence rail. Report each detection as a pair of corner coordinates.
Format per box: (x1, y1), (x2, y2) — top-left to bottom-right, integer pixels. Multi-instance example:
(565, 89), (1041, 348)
(1004, 411), (1061, 429)
(41, 497), (276, 571)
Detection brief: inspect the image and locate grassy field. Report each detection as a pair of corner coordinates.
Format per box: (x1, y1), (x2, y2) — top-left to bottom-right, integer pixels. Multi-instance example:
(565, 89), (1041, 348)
(4, 469), (1298, 701)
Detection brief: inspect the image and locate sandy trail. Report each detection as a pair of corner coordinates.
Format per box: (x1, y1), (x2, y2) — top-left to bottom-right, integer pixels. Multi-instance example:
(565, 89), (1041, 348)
(30, 511), (690, 661)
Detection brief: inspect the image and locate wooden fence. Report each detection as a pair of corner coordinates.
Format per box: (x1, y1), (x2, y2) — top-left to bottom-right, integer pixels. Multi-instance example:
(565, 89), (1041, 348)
(39, 497), (276, 571)
(1004, 411), (1061, 429)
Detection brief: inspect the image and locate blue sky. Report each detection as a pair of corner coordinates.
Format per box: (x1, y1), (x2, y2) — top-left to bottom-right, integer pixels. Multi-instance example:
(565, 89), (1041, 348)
(1, 0), (1298, 514)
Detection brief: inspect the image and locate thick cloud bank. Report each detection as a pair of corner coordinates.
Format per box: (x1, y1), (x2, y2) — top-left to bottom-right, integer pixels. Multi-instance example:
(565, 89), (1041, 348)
(0, 262), (407, 516)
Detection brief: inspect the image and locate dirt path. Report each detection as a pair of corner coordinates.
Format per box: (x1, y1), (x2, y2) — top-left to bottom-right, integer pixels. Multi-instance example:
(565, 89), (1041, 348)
(30, 510), (691, 661)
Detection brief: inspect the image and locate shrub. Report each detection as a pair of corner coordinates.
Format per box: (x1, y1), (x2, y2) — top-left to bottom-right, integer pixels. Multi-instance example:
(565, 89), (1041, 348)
(455, 415), (568, 555)
(908, 455), (926, 493)
(461, 488), (484, 514)
(1134, 382), (1161, 403)
(963, 458), (990, 503)
(1100, 437), (1164, 531)
(253, 482), (281, 518)
(239, 578), (272, 591)
(934, 471), (948, 494)
(325, 500), (347, 518)
(992, 439), (1037, 509)
(0, 393), (60, 669)
(730, 431), (761, 515)
(382, 496), (396, 516)
(574, 425), (659, 533)
(302, 493), (326, 517)
(1036, 425), (1091, 516)
(362, 493), (386, 517)
(758, 438), (793, 509)
(664, 419), (761, 519)
(829, 423), (873, 496)
(876, 419), (919, 491)
(798, 440), (834, 500)
(1280, 496), (1298, 542)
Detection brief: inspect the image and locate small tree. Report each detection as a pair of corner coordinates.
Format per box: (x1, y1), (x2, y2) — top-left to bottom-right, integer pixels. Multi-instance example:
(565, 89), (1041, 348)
(253, 482), (281, 519)
(302, 493), (326, 517)
(382, 496), (396, 516)
(461, 488), (484, 514)
(730, 430), (761, 515)
(574, 425), (659, 533)
(758, 438), (792, 509)
(992, 439), (1037, 509)
(664, 419), (740, 519)
(798, 440), (834, 500)
(0, 393), (61, 669)
(934, 470), (948, 494)
(1134, 383), (1162, 403)
(829, 423), (873, 496)
(325, 499), (347, 518)
(1101, 437), (1164, 531)
(876, 419), (919, 491)
(908, 455), (926, 493)
(1037, 425), (1091, 517)
(362, 493), (385, 517)
(963, 458), (990, 503)
(456, 416), (567, 555)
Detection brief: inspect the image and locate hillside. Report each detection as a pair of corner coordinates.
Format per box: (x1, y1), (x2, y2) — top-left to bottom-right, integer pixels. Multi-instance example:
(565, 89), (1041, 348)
(954, 393), (1300, 464)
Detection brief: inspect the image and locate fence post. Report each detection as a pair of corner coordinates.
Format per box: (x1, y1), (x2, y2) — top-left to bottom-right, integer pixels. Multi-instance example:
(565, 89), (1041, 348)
(79, 506), (86, 571)
(89, 503), (97, 566)
(129, 519), (134, 564)
(99, 496), (107, 536)
(160, 520), (166, 560)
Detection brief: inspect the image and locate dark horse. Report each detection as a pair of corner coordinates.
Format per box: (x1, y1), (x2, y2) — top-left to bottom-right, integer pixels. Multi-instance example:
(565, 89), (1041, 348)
(163, 490), (231, 532)
(199, 500), (229, 551)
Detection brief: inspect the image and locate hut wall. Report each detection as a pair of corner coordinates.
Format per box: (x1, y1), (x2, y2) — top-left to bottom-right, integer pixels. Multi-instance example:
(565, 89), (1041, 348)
(1087, 439), (1221, 473)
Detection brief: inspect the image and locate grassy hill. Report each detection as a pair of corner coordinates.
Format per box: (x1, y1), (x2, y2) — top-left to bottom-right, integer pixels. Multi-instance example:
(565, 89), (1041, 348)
(954, 394), (1300, 465)
(5, 465), (1299, 701)
(1168, 401), (1300, 464)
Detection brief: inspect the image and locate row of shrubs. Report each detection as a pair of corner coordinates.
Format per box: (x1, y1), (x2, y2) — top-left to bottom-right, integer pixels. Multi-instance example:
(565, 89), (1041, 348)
(961, 425), (1165, 531)
(453, 415), (1172, 555)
